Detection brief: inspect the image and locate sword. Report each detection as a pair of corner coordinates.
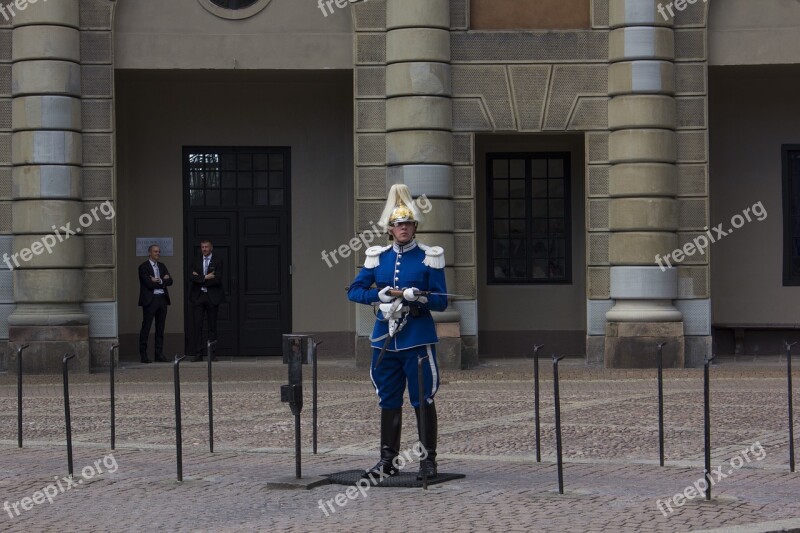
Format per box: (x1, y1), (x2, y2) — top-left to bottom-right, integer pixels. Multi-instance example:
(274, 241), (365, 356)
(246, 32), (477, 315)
(384, 289), (468, 299)
(344, 286), (469, 299)
(373, 333), (393, 370)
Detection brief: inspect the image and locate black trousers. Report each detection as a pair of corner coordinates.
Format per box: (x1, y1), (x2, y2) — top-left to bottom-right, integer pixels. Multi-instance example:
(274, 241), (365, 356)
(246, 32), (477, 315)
(193, 292), (219, 355)
(139, 295), (168, 357)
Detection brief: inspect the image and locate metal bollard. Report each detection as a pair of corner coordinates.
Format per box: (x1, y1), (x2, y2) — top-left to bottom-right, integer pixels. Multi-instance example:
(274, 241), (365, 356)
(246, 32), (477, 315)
(657, 341), (667, 467)
(553, 354), (566, 494)
(703, 354), (715, 500)
(533, 344), (544, 463)
(312, 340), (322, 455)
(418, 354), (429, 490)
(62, 353), (76, 477)
(174, 354), (187, 482)
(16, 344), (29, 448)
(786, 341), (798, 472)
(207, 340), (217, 453)
(280, 335), (313, 479)
(110, 343), (119, 450)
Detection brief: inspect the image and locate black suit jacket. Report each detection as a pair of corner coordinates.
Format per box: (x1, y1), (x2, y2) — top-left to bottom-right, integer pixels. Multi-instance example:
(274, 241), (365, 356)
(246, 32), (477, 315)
(138, 260), (173, 306)
(189, 255), (226, 305)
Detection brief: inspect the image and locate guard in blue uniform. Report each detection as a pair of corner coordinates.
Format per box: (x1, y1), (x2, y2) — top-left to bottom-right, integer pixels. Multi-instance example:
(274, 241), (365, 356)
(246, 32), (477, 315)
(348, 184), (447, 480)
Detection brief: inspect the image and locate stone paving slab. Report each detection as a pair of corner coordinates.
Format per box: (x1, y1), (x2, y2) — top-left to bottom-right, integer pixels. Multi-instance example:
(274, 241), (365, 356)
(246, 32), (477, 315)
(0, 357), (799, 531)
(0, 444), (799, 532)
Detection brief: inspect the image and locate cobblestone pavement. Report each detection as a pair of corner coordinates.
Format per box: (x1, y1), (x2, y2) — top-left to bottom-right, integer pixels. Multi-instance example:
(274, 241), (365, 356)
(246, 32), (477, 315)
(1, 356), (800, 532)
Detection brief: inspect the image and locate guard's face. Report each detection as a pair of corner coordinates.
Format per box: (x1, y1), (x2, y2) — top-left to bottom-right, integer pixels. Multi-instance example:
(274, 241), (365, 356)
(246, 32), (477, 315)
(148, 246), (160, 262)
(201, 242), (213, 257)
(389, 221), (416, 244)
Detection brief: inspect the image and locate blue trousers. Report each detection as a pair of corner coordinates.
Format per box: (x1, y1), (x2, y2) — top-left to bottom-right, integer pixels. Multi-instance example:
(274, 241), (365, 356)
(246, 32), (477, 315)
(369, 344), (440, 409)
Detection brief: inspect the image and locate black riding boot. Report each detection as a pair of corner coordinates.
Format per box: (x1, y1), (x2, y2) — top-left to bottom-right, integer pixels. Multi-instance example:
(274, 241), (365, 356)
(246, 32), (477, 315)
(414, 401), (438, 479)
(362, 408), (402, 480)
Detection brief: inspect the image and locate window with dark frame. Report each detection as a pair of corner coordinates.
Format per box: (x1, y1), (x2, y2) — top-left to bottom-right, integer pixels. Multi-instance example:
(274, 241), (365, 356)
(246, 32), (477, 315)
(187, 148), (286, 208)
(487, 152), (571, 284)
(783, 145), (800, 285)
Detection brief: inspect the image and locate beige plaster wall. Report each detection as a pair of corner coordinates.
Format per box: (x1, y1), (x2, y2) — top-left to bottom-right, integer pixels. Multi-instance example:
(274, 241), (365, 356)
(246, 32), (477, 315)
(709, 65), (800, 324)
(115, 70), (354, 340)
(475, 134), (587, 333)
(709, 0), (800, 66)
(114, 0), (354, 69)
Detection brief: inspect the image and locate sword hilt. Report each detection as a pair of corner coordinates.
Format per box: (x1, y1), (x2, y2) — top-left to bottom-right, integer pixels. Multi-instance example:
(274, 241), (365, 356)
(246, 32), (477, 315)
(386, 289), (427, 298)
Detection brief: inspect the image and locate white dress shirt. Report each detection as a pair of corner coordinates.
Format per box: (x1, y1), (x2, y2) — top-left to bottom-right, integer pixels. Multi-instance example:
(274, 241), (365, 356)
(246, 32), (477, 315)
(201, 254), (212, 292)
(151, 260), (164, 295)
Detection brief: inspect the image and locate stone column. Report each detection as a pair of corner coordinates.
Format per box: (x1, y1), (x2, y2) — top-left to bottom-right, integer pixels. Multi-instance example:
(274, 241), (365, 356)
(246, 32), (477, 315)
(605, 0), (684, 367)
(385, 0), (463, 368)
(8, 0), (88, 373)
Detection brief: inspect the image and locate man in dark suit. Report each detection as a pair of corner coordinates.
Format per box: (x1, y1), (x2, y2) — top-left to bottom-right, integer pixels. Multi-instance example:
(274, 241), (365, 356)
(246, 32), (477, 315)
(189, 239), (225, 361)
(138, 244), (173, 363)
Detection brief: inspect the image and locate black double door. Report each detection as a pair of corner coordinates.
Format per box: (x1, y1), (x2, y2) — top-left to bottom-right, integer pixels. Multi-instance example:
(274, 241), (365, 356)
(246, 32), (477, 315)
(184, 147), (291, 356)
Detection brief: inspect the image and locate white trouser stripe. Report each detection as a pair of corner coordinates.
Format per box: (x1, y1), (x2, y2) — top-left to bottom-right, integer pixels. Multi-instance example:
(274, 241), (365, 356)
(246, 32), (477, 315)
(369, 356), (380, 405)
(427, 344), (438, 404)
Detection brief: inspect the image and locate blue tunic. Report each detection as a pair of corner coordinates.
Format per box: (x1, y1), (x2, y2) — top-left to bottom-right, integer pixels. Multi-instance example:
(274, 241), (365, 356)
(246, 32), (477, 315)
(347, 240), (447, 351)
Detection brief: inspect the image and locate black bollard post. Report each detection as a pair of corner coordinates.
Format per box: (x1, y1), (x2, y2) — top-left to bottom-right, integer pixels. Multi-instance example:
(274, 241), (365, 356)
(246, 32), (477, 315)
(533, 343), (544, 463)
(418, 354), (428, 490)
(294, 409), (301, 478)
(109, 343), (119, 450)
(281, 335), (310, 479)
(786, 341), (798, 472)
(16, 344), (29, 448)
(703, 354), (715, 500)
(207, 340), (217, 453)
(553, 354), (566, 494)
(174, 354), (187, 482)
(657, 341), (667, 467)
(62, 353), (76, 477)
(312, 340), (322, 455)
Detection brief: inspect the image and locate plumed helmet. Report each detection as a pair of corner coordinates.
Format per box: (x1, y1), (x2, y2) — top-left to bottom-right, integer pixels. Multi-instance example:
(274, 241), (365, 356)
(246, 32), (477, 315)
(378, 184), (424, 231)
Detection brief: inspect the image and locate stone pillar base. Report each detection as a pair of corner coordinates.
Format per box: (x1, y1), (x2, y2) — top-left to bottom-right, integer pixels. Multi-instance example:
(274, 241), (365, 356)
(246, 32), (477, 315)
(0, 343), (8, 372)
(435, 320), (461, 370)
(685, 335), (712, 368)
(8, 325), (90, 373)
(604, 322), (685, 368)
(90, 338), (120, 368)
(461, 335), (479, 369)
(586, 336), (605, 366)
(355, 336), (372, 368)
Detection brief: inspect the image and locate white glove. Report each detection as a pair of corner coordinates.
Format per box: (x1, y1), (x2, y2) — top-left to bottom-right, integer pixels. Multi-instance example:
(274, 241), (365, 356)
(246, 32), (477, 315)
(403, 287), (428, 304)
(378, 286), (394, 303)
(379, 299), (405, 321)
